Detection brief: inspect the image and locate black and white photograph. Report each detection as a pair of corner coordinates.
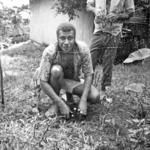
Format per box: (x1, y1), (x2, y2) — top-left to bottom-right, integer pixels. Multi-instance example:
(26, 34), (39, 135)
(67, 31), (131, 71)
(0, 0), (150, 149)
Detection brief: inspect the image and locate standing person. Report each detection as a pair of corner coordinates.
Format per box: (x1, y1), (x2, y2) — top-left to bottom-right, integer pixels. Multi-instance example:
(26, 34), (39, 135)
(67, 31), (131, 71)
(34, 22), (100, 119)
(87, 0), (135, 98)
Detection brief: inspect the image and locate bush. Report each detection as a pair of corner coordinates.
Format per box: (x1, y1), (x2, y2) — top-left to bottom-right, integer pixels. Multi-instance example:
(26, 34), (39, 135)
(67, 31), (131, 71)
(53, 0), (87, 20)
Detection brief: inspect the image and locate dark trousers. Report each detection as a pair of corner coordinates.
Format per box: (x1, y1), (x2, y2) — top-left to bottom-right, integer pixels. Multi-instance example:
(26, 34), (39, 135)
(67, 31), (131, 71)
(90, 31), (121, 91)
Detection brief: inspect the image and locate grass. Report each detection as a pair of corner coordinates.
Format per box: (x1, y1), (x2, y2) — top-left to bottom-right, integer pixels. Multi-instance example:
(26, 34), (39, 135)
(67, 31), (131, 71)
(0, 41), (150, 150)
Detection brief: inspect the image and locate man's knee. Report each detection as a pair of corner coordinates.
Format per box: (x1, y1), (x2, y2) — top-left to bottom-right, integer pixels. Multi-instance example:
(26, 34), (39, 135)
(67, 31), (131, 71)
(51, 65), (63, 79)
(89, 88), (100, 104)
(91, 93), (100, 104)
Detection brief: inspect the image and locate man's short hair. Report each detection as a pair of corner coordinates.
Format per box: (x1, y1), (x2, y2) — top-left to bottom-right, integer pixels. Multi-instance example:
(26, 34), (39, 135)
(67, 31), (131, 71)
(56, 22), (76, 37)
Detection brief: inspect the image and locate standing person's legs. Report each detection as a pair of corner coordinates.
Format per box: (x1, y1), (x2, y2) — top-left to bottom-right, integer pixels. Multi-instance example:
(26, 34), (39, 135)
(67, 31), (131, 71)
(90, 32), (106, 70)
(101, 34), (121, 91)
(90, 32), (111, 94)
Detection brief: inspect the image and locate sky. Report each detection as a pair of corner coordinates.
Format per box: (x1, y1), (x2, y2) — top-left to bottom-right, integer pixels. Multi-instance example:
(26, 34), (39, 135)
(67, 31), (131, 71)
(0, 0), (29, 8)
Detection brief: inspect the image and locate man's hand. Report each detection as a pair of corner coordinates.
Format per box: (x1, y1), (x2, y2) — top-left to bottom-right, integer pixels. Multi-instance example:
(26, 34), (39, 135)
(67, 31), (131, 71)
(58, 100), (70, 119)
(77, 75), (92, 116)
(78, 99), (87, 115)
(94, 8), (106, 16)
(118, 13), (129, 20)
(106, 13), (119, 22)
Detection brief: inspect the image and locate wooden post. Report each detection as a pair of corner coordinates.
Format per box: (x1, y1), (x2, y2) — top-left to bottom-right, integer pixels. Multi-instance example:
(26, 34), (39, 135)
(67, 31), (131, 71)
(148, 6), (150, 47)
(0, 57), (4, 106)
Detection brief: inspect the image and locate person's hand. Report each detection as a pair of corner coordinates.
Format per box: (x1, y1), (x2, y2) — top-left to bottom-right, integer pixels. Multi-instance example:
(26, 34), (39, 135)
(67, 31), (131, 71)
(106, 13), (119, 22)
(94, 8), (106, 17)
(78, 99), (87, 115)
(58, 100), (70, 119)
(94, 8), (106, 23)
(118, 13), (129, 20)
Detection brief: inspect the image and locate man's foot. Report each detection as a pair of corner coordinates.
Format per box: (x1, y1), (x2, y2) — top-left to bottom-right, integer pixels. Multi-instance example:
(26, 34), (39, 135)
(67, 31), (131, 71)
(100, 86), (113, 103)
(45, 104), (58, 117)
(100, 90), (107, 101)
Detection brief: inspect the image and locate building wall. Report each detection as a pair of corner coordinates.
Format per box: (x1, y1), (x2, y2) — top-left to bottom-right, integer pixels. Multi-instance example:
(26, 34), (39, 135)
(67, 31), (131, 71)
(30, 0), (94, 46)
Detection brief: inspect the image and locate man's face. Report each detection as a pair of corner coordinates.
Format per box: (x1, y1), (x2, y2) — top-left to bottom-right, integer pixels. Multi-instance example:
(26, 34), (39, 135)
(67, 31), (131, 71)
(58, 30), (75, 52)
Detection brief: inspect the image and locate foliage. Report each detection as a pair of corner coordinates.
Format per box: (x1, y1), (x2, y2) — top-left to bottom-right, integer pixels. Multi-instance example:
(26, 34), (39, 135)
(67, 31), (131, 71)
(0, 3), (30, 41)
(0, 7), (13, 39)
(53, 0), (87, 20)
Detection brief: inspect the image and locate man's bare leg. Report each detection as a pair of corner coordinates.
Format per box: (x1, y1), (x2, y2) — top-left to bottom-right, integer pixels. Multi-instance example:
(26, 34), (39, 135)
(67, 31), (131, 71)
(72, 84), (100, 104)
(50, 65), (65, 94)
(47, 65), (100, 115)
(45, 65), (65, 116)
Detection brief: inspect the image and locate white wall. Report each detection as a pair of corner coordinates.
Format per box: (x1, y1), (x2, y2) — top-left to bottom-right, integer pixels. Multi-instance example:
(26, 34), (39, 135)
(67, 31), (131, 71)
(30, 0), (94, 46)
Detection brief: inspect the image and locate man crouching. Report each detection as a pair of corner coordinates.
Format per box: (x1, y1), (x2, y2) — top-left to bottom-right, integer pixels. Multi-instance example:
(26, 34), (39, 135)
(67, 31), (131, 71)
(36, 22), (100, 119)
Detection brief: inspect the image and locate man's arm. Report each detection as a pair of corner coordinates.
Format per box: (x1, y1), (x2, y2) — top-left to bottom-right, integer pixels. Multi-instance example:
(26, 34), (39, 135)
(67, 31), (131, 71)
(107, 12), (133, 22)
(118, 0), (135, 20)
(40, 81), (62, 104)
(87, 0), (107, 18)
(117, 10), (134, 21)
(107, 0), (135, 22)
(78, 43), (94, 115)
(107, 10), (134, 22)
(81, 75), (93, 101)
(40, 80), (70, 118)
(79, 75), (93, 115)
(39, 48), (60, 103)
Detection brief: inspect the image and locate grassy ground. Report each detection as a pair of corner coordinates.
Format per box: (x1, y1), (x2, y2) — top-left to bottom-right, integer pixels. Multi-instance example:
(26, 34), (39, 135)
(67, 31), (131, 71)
(0, 41), (150, 150)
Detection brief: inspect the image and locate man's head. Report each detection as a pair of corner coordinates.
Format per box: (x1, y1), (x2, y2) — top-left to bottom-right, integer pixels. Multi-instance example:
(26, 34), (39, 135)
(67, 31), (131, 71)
(56, 22), (76, 52)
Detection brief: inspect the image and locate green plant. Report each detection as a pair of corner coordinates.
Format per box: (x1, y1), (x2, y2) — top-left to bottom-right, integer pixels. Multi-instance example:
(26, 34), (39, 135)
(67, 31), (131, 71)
(53, 0), (87, 20)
